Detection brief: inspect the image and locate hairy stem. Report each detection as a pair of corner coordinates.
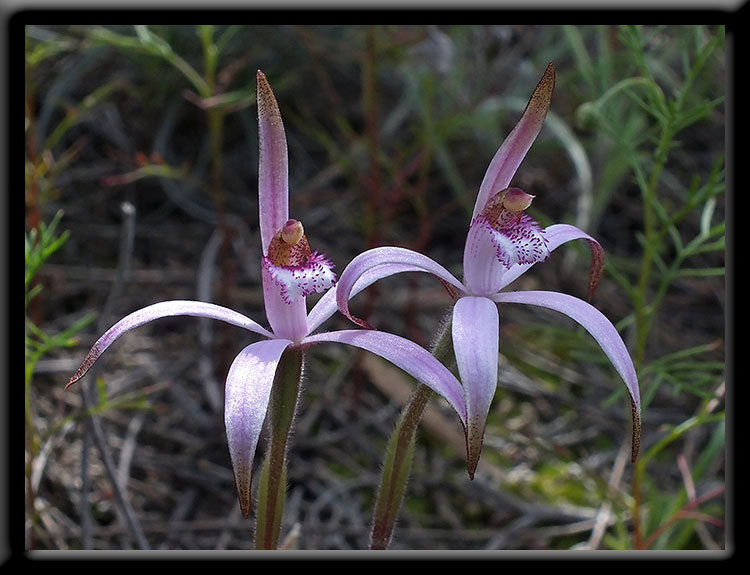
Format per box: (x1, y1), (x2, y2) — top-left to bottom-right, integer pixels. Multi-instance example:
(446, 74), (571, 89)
(369, 317), (455, 549)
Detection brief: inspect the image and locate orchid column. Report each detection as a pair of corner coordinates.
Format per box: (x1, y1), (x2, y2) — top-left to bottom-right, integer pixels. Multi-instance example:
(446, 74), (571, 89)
(336, 62), (641, 479)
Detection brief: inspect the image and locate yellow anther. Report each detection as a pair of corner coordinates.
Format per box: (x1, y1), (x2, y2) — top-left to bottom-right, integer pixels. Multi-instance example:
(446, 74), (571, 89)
(268, 219), (310, 267)
(280, 219), (305, 245)
(501, 188), (535, 212)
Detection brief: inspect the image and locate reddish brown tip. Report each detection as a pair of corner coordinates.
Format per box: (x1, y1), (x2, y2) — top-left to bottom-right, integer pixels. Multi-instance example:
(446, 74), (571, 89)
(630, 399), (641, 463)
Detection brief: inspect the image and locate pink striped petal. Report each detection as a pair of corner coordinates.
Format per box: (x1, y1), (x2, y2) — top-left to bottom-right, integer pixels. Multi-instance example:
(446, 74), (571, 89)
(303, 329), (467, 426)
(262, 252), (336, 305)
(452, 296), (499, 478)
(472, 62), (555, 219)
(257, 71), (289, 256)
(335, 246), (465, 328)
(498, 223), (605, 299)
(261, 264), (309, 342)
(224, 338), (294, 517)
(491, 290), (641, 419)
(66, 300), (274, 388)
(463, 213), (549, 296)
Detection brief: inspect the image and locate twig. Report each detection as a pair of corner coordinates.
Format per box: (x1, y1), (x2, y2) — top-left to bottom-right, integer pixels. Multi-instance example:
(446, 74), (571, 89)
(196, 227), (225, 413)
(77, 201), (150, 549)
(117, 410), (146, 491)
(642, 484), (725, 550)
(585, 440), (630, 549)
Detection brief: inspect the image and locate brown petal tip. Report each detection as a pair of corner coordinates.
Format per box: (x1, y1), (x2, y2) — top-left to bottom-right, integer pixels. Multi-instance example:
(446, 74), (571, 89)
(631, 399), (642, 463)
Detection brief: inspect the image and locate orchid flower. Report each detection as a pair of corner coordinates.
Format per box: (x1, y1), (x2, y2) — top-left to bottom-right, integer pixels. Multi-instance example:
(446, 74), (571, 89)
(336, 62), (641, 477)
(66, 71), (467, 524)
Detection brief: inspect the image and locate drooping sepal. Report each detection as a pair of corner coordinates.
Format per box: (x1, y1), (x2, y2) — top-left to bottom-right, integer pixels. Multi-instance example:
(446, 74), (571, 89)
(630, 397), (641, 463)
(452, 296), (499, 479)
(66, 300), (274, 389)
(224, 338), (294, 518)
(491, 289), (641, 463)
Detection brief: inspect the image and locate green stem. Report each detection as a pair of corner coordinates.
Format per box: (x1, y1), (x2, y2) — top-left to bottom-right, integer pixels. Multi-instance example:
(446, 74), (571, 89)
(624, 27), (725, 550)
(369, 317), (455, 549)
(632, 121), (675, 367)
(369, 383), (432, 550)
(254, 348), (304, 550)
(199, 25), (235, 375)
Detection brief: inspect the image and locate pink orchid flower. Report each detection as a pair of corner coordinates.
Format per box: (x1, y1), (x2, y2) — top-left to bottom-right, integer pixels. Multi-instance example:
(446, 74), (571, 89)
(67, 71), (467, 517)
(335, 62), (641, 477)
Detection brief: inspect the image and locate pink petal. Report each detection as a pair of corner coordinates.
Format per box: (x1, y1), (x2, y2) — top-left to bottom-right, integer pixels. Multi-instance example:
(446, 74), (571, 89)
(491, 290), (641, 416)
(257, 71), (289, 256)
(66, 300), (274, 388)
(472, 62), (555, 219)
(305, 284), (342, 334)
(224, 339), (294, 517)
(335, 246), (465, 328)
(303, 329), (467, 426)
(463, 218), (509, 296)
(498, 223), (604, 299)
(452, 296), (499, 478)
(308, 261), (432, 333)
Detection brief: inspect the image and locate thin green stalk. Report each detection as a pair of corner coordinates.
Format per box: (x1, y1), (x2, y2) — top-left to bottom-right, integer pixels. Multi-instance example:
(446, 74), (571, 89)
(255, 348), (304, 550)
(196, 25), (236, 376)
(632, 120), (675, 367)
(370, 383), (432, 550)
(133, 25), (210, 97)
(369, 317), (455, 549)
(624, 26), (724, 369)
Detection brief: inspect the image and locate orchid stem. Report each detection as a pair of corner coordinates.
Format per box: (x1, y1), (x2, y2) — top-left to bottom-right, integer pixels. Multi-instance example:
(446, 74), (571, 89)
(255, 348), (304, 550)
(370, 383), (432, 550)
(369, 318), (454, 550)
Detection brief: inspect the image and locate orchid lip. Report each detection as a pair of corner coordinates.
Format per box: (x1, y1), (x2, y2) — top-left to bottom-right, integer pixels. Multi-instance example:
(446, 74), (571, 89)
(462, 211), (549, 296)
(262, 251), (337, 305)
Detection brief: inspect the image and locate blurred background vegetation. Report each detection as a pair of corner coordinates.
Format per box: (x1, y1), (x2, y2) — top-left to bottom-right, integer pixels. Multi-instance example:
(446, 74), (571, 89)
(24, 24), (726, 551)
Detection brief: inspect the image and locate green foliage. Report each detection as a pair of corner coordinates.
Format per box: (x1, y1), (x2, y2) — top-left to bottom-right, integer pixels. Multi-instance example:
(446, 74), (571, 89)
(484, 25), (725, 550)
(566, 25), (725, 549)
(25, 212), (93, 399)
(25, 211), (94, 524)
